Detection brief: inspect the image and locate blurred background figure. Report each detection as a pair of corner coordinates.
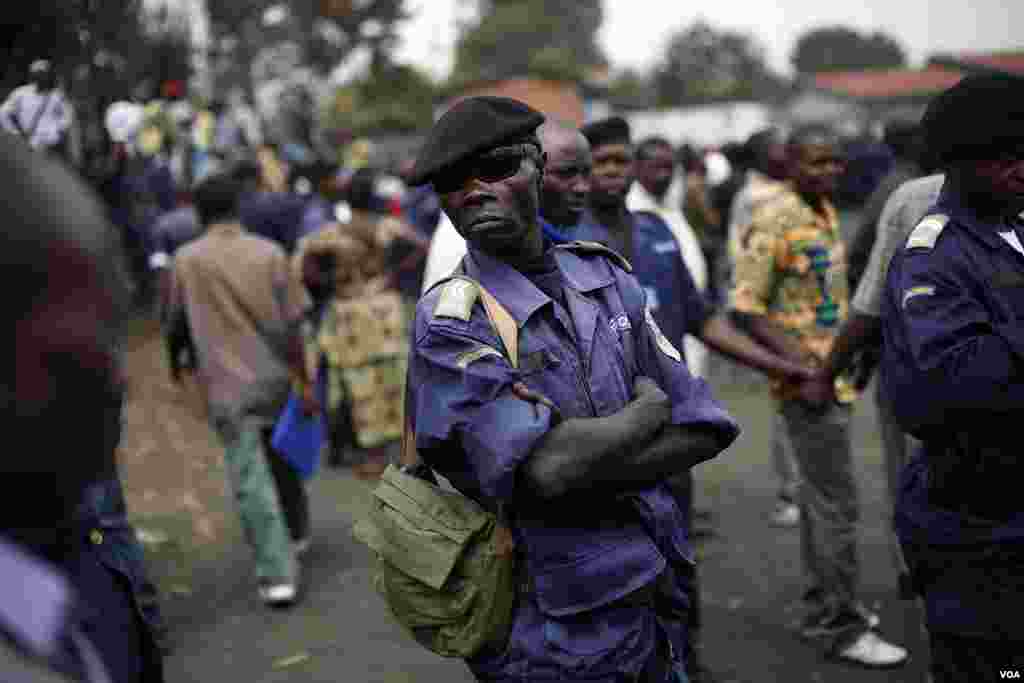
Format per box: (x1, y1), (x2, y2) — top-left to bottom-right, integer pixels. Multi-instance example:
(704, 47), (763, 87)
(1, 59), (73, 160)
(629, 136), (710, 377)
(4, 130), (165, 682)
(293, 167), (427, 478)
(847, 118), (928, 294)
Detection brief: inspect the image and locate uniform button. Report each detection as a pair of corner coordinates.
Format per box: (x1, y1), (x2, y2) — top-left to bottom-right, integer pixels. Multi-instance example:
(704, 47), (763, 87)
(90, 529), (104, 545)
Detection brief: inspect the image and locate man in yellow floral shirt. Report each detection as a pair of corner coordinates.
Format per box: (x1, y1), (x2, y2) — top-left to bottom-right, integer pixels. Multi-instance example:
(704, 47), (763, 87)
(730, 125), (908, 668)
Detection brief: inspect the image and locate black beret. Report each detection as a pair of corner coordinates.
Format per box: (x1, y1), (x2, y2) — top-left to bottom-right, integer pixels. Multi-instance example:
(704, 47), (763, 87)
(581, 116), (631, 149)
(922, 73), (1024, 166)
(409, 96), (544, 186)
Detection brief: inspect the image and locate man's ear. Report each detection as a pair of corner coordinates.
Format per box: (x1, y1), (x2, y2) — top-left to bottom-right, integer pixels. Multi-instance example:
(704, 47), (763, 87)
(535, 152), (547, 194)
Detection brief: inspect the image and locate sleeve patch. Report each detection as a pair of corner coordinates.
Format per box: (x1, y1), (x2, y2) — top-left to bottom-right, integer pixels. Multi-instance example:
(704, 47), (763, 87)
(455, 345), (504, 368)
(902, 285), (936, 309)
(905, 215), (949, 251)
(433, 278), (479, 321)
(646, 308), (682, 362)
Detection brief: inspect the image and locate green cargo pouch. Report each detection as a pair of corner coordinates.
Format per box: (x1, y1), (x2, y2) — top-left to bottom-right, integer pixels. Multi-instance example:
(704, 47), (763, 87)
(354, 271), (541, 659)
(354, 465), (517, 658)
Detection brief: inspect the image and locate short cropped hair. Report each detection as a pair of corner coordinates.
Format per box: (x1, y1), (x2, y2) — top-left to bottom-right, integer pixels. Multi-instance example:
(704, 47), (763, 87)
(193, 173), (244, 226)
(635, 136), (673, 161)
(347, 168), (378, 211)
(787, 124), (839, 150)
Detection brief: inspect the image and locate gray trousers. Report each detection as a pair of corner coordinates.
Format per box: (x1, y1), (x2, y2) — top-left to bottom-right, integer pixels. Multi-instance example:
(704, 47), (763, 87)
(778, 401), (860, 613)
(772, 411), (801, 503)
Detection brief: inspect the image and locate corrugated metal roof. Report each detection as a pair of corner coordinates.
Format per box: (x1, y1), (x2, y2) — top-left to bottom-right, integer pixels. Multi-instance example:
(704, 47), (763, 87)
(812, 67), (964, 99)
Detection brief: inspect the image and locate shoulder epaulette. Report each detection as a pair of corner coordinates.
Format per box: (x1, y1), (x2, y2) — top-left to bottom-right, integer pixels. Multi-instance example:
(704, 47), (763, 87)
(906, 214), (949, 251)
(556, 240), (633, 272)
(432, 277), (480, 322)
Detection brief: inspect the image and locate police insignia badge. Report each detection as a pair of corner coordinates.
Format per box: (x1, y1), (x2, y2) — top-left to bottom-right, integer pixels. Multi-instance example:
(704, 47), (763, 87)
(434, 278), (479, 321)
(906, 215), (949, 251)
(646, 308), (681, 362)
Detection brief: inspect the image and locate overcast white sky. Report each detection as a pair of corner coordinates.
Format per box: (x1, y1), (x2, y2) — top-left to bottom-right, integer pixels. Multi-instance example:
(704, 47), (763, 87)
(394, 0), (1023, 81)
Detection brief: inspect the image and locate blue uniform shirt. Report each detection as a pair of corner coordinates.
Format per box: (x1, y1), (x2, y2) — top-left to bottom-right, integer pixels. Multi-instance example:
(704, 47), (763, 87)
(408, 244), (738, 681)
(239, 192), (309, 253)
(881, 186), (1024, 636)
(573, 211), (714, 356)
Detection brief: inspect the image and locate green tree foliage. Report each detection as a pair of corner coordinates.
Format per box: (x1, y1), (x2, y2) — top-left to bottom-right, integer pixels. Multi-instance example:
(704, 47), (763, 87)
(652, 21), (782, 106)
(326, 61), (436, 134)
(0, 1), (191, 96)
(449, 0), (605, 86)
(607, 68), (655, 107)
(206, 0), (410, 86)
(791, 26), (907, 74)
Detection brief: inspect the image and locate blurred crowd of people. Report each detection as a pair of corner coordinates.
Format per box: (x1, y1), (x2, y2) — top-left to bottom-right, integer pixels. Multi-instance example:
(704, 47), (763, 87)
(6, 48), (1023, 683)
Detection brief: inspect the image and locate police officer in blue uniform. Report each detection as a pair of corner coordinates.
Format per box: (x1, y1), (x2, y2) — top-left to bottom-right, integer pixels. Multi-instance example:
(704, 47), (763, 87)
(405, 97), (741, 681)
(881, 73), (1024, 681)
(573, 116), (816, 682)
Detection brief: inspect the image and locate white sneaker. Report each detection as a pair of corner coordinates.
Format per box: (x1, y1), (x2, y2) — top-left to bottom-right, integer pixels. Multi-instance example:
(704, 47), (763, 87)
(836, 632), (908, 668)
(771, 500), (801, 527)
(259, 581), (298, 607)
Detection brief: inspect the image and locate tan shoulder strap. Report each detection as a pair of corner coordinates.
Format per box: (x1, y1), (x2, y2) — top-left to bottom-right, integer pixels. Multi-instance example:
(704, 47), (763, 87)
(477, 285), (518, 370)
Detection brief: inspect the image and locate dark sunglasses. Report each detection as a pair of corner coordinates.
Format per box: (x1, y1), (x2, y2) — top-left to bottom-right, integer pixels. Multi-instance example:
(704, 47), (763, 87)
(434, 144), (542, 193)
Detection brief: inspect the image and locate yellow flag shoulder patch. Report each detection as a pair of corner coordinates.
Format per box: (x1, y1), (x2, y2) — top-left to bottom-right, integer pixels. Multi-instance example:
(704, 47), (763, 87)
(906, 215), (949, 251)
(902, 285), (936, 309)
(646, 308), (682, 362)
(434, 278), (479, 322)
(455, 345), (503, 369)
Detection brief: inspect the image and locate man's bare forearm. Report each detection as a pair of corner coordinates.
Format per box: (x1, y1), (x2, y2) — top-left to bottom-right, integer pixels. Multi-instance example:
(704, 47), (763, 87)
(700, 314), (813, 379)
(731, 311), (812, 366)
(285, 329), (312, 385)
(822, 312), (882, 380)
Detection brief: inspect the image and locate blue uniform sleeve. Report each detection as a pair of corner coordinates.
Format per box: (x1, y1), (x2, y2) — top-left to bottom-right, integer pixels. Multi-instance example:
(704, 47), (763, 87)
(883, 246), (1024, 434)
(620, 272), (740, 443)
(409, 324), (554, 503)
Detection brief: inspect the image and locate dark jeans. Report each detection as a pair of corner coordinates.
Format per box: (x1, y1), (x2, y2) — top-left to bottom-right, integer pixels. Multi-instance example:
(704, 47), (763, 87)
(929, 632), (1024, 683)
(261, 429), (311, 542)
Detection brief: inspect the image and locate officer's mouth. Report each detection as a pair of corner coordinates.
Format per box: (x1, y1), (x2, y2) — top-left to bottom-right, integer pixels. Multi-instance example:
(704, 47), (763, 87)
(467, 215), (517, 236)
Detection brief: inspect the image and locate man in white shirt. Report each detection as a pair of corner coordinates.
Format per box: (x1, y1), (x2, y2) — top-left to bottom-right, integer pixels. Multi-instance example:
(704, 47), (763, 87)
(628, 136), (709, 377)
(1, 61), (73, 156)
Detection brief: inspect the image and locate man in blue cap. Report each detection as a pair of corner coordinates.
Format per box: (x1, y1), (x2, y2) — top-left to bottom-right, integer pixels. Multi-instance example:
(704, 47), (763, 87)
(405, 96), (741, 681)
(881, 72), (1024, 682)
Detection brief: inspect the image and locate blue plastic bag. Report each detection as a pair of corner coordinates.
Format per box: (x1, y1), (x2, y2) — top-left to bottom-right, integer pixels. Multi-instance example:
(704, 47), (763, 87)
(271, 362), (327, 479)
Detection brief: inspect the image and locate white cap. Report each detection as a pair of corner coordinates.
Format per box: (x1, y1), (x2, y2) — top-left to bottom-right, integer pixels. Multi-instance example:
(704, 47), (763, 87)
(105, 101), (145, 143)
(704, 150), (732, 187)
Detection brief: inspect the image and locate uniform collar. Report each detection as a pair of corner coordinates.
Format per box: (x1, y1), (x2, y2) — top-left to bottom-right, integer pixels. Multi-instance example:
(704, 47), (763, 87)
(571, 210), (613, 244)
(934, 186), (1012, 252)
(552, 248), (615, 292)
(538, 216), (572, 244)
(463, 248), (552, 326)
